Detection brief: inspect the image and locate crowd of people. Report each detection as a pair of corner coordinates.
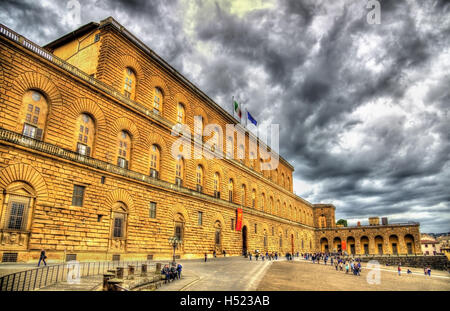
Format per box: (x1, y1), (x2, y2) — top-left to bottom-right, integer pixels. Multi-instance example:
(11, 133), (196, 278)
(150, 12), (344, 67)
(161, 263), (183, 283)
(245, 250), (301, 261)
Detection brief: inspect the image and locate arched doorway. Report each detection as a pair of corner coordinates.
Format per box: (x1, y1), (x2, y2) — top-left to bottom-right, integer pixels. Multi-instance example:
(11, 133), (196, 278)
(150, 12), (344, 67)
(347, 236), (355, 255)
(361, 236), (370, 255)
(333, 237), (342, 253)
(389, 235), (399, 255)
(404, 234), (415, 254)
(320, 237), (329, 253)
(242, 226), (248, 255)
(375, 235), (384, 254)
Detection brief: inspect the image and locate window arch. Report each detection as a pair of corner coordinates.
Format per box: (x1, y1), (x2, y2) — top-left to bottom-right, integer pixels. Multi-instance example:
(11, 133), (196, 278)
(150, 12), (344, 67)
(287, 177), (290, 190)
(226, 136), (234, 158)
(228, 179), (234, 203)
(194, 116), (204, 141)
(75, 113), (95, 156)
(150, 144), (161, 179)
(152, 87), (163, 115)
(214, 220), (222, 250)
(281, 173), (285, 187)
(213, 172), (220, 198)
(111, 202), (127, 239)
(269, 196), (274, 214)
(123, 67), (136, 100)
(175, 155), (184, 186)
(261, 193), (265, 212)
(177, 103), (186, 124)
(251, 189), (256, 208)
(117, 130), (131, 169)
(241, 184), (246, 206)
(196, 165), (204, 193)
(250, 152), (256, 170)
(20, 90), (48, 141)
(318, 215), (327, 228)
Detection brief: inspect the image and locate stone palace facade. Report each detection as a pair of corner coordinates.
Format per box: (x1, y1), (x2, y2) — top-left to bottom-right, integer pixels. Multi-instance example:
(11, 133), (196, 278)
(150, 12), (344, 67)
(0, 18), (421, 263)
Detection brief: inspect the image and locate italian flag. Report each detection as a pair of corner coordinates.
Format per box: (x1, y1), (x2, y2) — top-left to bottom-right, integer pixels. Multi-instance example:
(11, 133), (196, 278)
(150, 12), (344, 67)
(233, 100), (242, 119)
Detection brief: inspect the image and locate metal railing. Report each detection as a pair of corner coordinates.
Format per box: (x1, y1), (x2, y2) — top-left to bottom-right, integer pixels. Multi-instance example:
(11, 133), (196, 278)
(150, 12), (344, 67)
(0, 260), (156, 291)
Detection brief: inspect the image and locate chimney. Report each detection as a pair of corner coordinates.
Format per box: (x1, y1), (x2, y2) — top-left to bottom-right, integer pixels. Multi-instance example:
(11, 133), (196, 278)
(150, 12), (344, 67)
(381, 217), (388, 225)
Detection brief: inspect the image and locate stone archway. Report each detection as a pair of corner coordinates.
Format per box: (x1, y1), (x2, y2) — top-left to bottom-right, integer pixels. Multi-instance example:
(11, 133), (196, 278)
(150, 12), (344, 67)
(333, 237), (342, 253)
(214, 220), (223, 254)
(361, 236), (370, 255)
(404, 234), (415, 255)
(320, 237), (329, 253)
(347, 236), (355, 255)
(375, 235), (384, 254)
(389, 235), (399, 255)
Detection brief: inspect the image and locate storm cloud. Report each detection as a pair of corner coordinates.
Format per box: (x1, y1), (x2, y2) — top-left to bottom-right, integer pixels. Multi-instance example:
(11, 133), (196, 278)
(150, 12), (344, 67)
(1, 0), (448, 232)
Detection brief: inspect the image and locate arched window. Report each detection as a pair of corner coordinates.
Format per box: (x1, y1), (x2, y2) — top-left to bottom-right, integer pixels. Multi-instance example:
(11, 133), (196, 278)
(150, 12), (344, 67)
(287, 177), (290, 190)
(20, 90), (48, 140)
(211, 127), (221, 152)
(111, 202), (127, 239)
(275, 168), (279, 183)
(228, 179), (234, 203)
(318, 215), (327, 228)
(269, 197), (273, 214)
(123, 67), (136, 100)
(213, 172), (220, 198)
(175, 155), (184, 186)
(238, 144), (245, 164)
(194, 116), (204, 141)
(117, 130), (131, 169)
(177, 103), (185, 124)
(152, 87), (163, 115)
(196, 165), (204, 192)
(250, 152), (256, 170)
(261, 193), (265, 212)
(251, 189), (256, 208)
(226, 136), (234, 158)
(150, 144), (160, 179)
(241, 184), (246, 206)
(2, 182), (36, 231)
(281, 173), (285, 187)
(75, 113), (95, 156)
(263, 230), (268, 249)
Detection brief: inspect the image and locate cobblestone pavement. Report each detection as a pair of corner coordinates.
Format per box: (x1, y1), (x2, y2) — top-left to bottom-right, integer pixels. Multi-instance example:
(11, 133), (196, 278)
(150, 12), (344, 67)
(257, 259), (450, 291)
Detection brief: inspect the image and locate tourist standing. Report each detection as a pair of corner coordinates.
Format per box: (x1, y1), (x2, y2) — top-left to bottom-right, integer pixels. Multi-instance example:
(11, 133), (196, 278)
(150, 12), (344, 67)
(204, 253), (207, 262)
(397, 264), (401, 276)
(427, 267), (431, 277)
(177, 263), (183, 279)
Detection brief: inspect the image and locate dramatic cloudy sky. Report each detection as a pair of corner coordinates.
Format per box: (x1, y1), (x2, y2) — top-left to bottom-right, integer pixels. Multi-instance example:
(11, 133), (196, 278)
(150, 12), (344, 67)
(1, 0), (449, 232)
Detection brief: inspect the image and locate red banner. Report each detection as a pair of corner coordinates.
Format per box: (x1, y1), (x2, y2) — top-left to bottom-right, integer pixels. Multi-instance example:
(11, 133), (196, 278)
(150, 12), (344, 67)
(236, 208), (243, 231)
(341, 241), (347, 251)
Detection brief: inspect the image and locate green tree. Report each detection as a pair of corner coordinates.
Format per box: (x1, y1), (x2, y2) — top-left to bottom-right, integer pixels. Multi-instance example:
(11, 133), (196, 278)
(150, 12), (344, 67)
(336, 219), (347, 227)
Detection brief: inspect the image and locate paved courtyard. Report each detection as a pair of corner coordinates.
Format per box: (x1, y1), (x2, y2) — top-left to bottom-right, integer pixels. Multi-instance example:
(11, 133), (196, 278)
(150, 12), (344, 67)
(1, 257), (449, 291)
(257, 259), (450, 291)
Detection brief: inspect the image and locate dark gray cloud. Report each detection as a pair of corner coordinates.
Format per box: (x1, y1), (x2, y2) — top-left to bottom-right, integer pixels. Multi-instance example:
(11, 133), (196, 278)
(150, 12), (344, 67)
(1, 0), (448, 232)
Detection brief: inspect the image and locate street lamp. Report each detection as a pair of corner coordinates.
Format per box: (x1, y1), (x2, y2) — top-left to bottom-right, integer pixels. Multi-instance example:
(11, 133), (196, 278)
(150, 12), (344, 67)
(168, 236), (182, 266)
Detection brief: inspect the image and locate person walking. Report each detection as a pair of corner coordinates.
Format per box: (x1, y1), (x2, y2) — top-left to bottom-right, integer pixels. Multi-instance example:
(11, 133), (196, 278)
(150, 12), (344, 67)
(204, 253), (207, 262)
(249, 252), (252, 261)
(213, 250), (216, 258)
(427, 267), (431, 277)
(397, 264), (401, 276)
(177, 263), (183, 279)
(38, 249), (47, 267)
